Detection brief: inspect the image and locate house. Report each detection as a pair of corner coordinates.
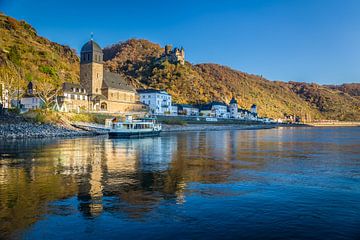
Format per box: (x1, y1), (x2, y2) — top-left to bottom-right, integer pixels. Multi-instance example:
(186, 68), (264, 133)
(138, 89), (172, 115)
(170, 105), (178, 115)
(238, 109), (258, 120)
(57, 83), (89, 113)
(20, 82), (44, 111)
(200, 102), (229, 118)
(251, 104), (257, 115)
(59, 39), (146, 114)
(175, 104), (199, 116)
(0, 82), (9, 109)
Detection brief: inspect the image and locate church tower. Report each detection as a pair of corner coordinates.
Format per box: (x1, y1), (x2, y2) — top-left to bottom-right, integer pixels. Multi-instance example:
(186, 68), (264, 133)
(229, 97), (238, 118)
(80, 39), (104, 95)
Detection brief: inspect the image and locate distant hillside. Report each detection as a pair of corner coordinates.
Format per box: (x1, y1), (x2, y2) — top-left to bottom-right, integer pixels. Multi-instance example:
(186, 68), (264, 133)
(325, 83), (360, 98)
(103, 39), (360, 120)
(1, 13), (359, 120)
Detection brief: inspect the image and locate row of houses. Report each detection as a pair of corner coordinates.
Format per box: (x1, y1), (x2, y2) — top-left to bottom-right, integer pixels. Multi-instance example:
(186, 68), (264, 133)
(137, 89), (261, 121)
(2, 80), (264, 122)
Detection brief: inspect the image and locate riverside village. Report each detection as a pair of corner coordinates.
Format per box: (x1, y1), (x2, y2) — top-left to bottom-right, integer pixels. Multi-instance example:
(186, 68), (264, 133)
(0, 38), (299, 139)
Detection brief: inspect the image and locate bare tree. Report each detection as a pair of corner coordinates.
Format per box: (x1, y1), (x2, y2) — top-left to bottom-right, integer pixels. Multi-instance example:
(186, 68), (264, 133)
(0, 64), (26, 106)
(33, 77), (62, 109)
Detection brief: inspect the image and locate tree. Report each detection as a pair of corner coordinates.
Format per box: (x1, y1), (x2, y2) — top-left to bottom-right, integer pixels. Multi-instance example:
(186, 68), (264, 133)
(33, 76), (62, 109)
(0, 64), (26, 106)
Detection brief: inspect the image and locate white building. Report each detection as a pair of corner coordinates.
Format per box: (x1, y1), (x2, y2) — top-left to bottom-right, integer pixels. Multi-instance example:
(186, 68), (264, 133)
(138, 89), (172, 115)
(176, 104), (199, 116)
(229, 97), (238, 118)
(200, 102), (229, 118)
(251, 104), (257, 115)
(211, 102), (228, 118)
(170, 105), (178, 115)
(21, 97), (44, 110)
(0, 82), (9, 109)
(20, 81), (44, 111)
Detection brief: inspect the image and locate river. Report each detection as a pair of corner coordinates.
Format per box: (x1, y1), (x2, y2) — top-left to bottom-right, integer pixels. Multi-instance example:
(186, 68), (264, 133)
(0, 127), (359, 239)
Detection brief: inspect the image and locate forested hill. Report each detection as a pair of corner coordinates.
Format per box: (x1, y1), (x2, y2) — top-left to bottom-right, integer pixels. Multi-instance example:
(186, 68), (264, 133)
(1, 12), (359, 120)
(103, 40), (360, 120)
(0, 13), (79, 103)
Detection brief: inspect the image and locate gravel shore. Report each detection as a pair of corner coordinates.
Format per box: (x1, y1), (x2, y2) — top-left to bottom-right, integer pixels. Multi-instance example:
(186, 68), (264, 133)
(0, 113), (95, 139)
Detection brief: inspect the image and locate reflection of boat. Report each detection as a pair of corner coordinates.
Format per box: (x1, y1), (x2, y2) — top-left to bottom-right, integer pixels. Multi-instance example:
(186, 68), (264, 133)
(106, 116), (162, 138)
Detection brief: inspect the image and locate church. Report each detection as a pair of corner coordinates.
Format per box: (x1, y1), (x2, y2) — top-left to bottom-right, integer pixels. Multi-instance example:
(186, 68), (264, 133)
(58, 39), (146, 114)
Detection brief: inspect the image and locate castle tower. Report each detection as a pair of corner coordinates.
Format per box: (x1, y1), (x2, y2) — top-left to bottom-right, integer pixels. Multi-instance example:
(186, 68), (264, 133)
(165, 45), (173, 55)
(80, 40), (104, 95)
(229, 97), (238, 118)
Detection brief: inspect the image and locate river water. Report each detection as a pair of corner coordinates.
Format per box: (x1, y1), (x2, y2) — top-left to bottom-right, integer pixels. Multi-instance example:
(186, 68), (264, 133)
(0, 127), (359, 240)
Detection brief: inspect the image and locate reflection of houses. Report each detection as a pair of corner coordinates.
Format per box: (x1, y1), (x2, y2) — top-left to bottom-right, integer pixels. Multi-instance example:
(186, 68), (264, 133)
(58, 39), (146, 114)
(138, 89), (172, 115)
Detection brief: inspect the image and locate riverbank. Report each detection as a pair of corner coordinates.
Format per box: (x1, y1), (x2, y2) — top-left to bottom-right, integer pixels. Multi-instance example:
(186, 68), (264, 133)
(0, 112), (96, 139)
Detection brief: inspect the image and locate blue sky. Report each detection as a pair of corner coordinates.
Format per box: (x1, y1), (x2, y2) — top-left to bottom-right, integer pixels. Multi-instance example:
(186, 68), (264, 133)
(1, 0), (360, 84)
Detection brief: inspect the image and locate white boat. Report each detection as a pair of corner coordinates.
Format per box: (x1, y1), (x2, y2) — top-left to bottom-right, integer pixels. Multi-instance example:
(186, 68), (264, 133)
(106, 116), (162, 138)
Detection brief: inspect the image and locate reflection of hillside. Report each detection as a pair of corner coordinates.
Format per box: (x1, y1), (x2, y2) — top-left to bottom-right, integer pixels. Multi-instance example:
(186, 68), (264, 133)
(0, 130), (281, 237)
(0, 165), (77, 239)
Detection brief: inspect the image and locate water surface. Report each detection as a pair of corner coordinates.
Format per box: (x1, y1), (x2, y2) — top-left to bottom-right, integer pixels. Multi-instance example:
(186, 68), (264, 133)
(0, 127), (359, 239)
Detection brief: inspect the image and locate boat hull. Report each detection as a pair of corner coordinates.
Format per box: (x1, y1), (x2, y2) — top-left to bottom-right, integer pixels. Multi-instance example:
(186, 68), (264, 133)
(108, 130), (161, 139)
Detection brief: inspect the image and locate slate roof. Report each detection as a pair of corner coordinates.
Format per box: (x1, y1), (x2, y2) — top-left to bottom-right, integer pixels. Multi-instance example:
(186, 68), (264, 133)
(103, 71), (134, 92)
(229, 97), (238, 104)
(81, 40), (102, 53)
(62, 82), (88, 95)
(173, 104), (198, 110)
(137, 89), (170, 95)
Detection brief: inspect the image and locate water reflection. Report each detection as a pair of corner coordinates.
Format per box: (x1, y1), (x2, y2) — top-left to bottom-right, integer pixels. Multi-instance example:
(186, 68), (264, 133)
(1, 128), (360, 239)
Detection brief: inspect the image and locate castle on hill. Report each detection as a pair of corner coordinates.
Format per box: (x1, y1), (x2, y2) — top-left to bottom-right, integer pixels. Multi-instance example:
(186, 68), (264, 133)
(160, 45), (185, 65)
(57, 39), (146, 113)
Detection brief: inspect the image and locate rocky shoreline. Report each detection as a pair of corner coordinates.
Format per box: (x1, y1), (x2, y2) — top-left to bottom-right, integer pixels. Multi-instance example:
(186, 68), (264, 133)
(0, 122), (96, 139)
(0, 112), (96, 139)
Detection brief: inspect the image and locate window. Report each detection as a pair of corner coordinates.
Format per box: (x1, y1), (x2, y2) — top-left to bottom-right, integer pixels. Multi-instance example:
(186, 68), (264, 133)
(96, 88), (98, 93)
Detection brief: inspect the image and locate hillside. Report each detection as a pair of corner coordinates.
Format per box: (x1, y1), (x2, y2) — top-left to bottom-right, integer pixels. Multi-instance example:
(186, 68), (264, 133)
(0, 13), (79, 102)
(1, 13), (359, 120)
(325, 83), (360, 98)
(103, 40), (360, 120)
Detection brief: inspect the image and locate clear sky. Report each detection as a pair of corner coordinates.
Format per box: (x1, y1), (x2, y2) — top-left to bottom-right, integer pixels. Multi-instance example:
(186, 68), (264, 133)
(1, 0), (360, 84)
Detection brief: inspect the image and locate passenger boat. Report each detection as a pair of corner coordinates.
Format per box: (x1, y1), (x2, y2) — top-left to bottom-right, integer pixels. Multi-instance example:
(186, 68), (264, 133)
(106, 116), (162, 138)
